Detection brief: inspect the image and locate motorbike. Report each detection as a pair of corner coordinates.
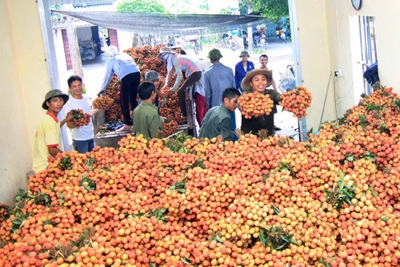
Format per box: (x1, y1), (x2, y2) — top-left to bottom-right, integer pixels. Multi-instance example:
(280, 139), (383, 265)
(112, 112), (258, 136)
(278, 63), (296, 93)
(190, 39), (202, 54)
(222, 33), (230, 48)
(253, 32), (267, 49)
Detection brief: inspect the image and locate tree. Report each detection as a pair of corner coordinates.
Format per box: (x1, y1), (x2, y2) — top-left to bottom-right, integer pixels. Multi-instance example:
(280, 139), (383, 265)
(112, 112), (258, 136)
(117, 0), (167, 13)
(239, 0), (289, 20)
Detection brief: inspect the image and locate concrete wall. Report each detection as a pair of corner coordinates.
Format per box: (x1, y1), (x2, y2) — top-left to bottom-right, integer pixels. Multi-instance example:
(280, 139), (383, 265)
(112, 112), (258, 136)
(295, 0), (400, 131)
(0, 0), (50, 205)
(117, 30), (134, 51)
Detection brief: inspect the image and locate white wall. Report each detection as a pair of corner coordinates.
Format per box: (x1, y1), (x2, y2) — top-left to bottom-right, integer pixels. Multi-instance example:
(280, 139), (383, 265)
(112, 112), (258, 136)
(295, 0), (400, 132)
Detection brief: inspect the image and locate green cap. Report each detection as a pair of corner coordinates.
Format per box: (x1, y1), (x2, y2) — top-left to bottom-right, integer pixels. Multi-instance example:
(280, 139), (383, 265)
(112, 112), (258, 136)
(207, 49), (223, 60)
(42, 89), (69, 110)
(239, 50), (250, 57)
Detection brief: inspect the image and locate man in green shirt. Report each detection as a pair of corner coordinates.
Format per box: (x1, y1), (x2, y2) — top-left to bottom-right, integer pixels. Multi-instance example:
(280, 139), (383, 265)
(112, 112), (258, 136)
(199, 88), (240, 141)
(133, 82), (164, 139)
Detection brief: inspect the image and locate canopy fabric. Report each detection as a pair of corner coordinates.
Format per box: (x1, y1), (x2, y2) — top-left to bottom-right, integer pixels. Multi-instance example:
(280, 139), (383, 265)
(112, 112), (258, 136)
(53, 10), (267, 34)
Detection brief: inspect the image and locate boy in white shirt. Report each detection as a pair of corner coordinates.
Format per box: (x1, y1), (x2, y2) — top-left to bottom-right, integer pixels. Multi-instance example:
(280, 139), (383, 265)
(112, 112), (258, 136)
(62, 75), (95, 153)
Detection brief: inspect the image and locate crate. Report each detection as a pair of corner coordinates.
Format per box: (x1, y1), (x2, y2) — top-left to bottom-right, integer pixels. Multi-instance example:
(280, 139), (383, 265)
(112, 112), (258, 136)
(94, 131), (132, 149)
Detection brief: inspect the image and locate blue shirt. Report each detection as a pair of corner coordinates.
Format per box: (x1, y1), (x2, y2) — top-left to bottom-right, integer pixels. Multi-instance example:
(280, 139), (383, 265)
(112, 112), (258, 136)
(101, 53), (140, 90)
(235, 61), (255, 90)
(204, 63), (235, 109)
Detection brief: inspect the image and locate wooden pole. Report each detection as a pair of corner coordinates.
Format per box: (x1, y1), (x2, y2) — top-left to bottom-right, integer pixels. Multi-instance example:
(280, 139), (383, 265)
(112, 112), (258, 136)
(65, 15), (84, 79)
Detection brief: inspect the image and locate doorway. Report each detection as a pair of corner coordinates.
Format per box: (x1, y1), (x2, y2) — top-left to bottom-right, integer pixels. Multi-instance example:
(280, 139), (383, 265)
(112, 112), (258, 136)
(350, 16), (378, 98)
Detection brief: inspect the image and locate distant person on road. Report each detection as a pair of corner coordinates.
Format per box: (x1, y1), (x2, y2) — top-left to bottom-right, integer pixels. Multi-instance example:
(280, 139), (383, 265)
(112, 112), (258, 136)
(235, 50), (255, 92)
(157, 47), (207, 126)
(100, 46), (140, 132)
(133, 82), (163, 140)
(199, 88), (240, 142)
(259, 54), (278, 92)
(62, 75), (96, 154)
(32, 90), (73, 173)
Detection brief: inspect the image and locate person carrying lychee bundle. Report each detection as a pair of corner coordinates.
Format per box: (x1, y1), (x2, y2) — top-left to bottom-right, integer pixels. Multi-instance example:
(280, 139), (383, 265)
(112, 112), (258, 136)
(240, 69), (282, 137)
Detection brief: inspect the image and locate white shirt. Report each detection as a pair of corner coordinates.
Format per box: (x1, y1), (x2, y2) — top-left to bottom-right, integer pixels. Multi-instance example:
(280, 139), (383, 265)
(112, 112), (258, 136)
(62, 95), (94, 141)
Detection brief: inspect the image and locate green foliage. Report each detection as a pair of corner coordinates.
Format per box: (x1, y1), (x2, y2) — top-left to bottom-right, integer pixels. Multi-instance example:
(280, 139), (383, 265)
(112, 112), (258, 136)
(117, 0), (167, 13)
(166, 177), (188, 193)
(79, 175), (97, 192)
(58, 156), (72, 171)
(259, 225), (298, 250)
(239, 0), (289, 20)
(325, 171), (356, 209)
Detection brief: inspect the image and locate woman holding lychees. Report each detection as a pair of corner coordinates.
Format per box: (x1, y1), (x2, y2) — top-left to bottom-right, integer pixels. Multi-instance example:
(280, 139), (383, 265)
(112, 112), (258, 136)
(239, 69), (282, 137)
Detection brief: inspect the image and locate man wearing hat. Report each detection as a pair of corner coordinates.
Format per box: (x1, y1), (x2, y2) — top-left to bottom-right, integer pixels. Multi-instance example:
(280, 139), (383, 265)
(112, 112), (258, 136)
(32, 90), (74, 173)
(235, 50), (255, 91)
(204, 49), (235, 109)
(157, 47), (207, 126)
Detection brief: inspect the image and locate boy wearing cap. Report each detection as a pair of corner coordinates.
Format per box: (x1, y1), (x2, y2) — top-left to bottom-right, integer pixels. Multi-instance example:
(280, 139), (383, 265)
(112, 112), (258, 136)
(133, 82), (164, 139)
(235, 50), (255, 91)
(204, 49), (235, 109)
(199, 88), (240, 142)
(32, 90), (73, 173)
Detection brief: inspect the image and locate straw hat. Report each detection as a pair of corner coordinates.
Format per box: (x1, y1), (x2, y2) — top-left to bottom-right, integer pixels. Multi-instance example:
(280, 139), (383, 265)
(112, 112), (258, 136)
(157, 47), (174, 59)
(241, 69), (273, 91)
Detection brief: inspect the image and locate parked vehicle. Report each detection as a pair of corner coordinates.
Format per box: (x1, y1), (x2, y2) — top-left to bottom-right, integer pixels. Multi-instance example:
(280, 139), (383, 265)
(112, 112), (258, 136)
(190, 39), (202, 54)
(253, 32), (268, 49)
(278, 63), (296, 93)
(228, 35), (237, 51)
(79, 40), (96, 61)
(221, 33), (237, 51)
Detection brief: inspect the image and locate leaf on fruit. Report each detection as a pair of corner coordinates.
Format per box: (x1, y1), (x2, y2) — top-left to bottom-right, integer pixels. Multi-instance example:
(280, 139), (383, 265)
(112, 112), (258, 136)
(181, 257), (191, 264)
(368, 187), (378, 198)
(259, 230), (267, 247)
(381, 217), (390, 222)
(271, 205), (280, 215)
